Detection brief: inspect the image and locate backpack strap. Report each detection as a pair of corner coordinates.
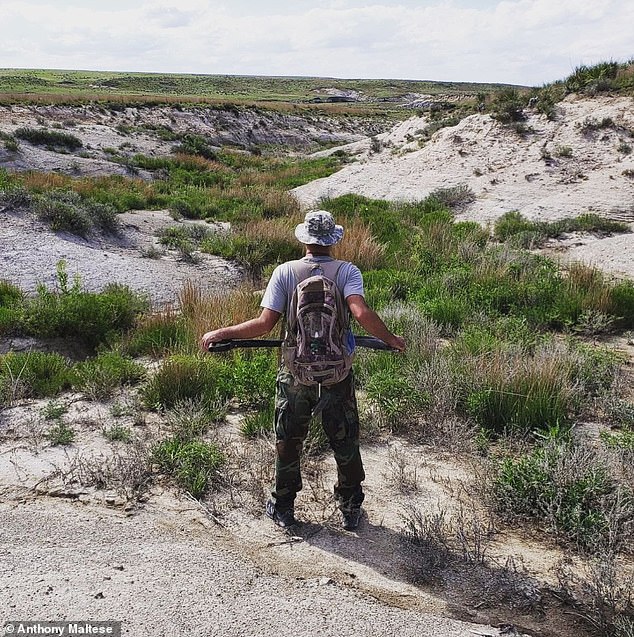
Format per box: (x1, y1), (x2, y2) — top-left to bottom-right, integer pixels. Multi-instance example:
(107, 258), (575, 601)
(289, 258), (344, 285)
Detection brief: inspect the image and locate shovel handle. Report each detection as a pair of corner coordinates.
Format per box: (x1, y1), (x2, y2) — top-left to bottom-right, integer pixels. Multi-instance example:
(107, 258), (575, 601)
(207, 336), (397, 353)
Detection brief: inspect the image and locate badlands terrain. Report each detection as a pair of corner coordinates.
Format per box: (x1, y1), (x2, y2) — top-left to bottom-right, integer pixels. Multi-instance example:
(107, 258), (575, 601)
(1, 90), (633, 637)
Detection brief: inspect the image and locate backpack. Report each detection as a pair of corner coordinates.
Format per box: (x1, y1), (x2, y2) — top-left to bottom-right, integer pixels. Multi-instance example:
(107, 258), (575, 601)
(282, 259), (353, 387)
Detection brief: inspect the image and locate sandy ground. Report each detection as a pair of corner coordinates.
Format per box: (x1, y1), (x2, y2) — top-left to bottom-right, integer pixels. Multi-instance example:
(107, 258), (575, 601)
(0, 208), (240, 304)
(1, 496), (504, 637)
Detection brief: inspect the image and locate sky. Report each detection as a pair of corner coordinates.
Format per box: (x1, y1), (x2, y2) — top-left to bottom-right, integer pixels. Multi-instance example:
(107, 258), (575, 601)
(1, 0), (632, 86)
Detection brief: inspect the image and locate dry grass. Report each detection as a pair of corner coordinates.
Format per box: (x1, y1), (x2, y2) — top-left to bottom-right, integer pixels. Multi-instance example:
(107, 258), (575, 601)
(566, 261), (613, 313)
(179, 282), (264, 342)
(334, 217), (386, 270)
(242, 216), (300, 241)
(556, 553), (634, 637)
(21, 171), (71, 191)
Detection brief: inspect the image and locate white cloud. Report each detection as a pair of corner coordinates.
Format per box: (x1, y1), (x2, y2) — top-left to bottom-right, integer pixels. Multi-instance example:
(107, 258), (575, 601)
(0, 0), (631, 84)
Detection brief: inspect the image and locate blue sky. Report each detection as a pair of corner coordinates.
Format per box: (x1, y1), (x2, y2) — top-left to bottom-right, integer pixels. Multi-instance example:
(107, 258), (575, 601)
(1, 0), (632, 85)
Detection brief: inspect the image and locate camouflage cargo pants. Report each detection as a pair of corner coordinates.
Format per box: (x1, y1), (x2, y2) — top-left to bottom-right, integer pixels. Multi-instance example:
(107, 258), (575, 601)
(271, 366), (365, 513)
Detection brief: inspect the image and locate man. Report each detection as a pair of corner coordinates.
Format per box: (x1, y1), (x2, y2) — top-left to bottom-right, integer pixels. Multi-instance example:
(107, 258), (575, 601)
(201, 211), (405, 531)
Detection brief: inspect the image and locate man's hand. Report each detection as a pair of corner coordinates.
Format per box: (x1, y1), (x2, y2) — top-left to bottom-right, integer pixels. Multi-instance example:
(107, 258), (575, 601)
(200, 329), (226, 351)
(387, 335), (406, 352)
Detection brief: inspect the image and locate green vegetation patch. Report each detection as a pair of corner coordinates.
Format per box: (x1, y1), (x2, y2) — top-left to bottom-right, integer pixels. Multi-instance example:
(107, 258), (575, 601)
(14, 127), (82, 150)
(495, 211), (631, 248)
(152, 438), (225, 499)
(493, 438), (633, 552)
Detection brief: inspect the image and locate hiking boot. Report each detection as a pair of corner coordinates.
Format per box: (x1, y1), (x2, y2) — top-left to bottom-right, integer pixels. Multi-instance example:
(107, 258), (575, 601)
(341, 507), (362, 531)
(266, 499), (297, 529)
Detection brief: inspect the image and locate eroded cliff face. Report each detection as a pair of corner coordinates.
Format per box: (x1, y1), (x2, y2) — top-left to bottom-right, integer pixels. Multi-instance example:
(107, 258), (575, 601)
(293, 94), (634, 226)
(0, 102), (390, 177)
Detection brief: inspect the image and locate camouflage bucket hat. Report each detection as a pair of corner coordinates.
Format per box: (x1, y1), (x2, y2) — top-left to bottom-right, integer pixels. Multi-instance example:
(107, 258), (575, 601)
(294, 210), (344, 246)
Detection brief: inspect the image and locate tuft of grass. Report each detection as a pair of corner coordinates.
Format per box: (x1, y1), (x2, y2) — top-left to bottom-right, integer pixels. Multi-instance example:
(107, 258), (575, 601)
(125, 308), (194, 357)
(41, 400), (69, 421)
(240, 403), (275, 438)
(141, 354), (231, 412)
(71, 351), (146, 400)
(102, 425), (133, 443)
(332, 217), (386, 271)
(179, 282), (263, 345)
(47, 420), (75, 446)
(0, 351), (72, 402)
(152, 437), (225, 499)
(164, 398), (226, 441)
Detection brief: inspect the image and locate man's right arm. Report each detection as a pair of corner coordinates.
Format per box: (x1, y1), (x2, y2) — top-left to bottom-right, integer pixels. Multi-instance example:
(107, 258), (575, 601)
(346, 295), (406, 352)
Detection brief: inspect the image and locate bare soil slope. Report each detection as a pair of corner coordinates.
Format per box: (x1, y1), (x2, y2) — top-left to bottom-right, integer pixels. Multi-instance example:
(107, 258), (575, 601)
(293, 95), (634, 276)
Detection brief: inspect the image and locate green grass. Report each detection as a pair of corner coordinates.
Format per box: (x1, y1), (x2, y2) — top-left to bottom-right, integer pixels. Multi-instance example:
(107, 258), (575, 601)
(152, 437), (225, 499)
(71, 351), (146, 400)
(0, 351), (72, 402)
(493, 437), (633, 552)
(140, 354), (232, 411)
(240, 403), (275, 438)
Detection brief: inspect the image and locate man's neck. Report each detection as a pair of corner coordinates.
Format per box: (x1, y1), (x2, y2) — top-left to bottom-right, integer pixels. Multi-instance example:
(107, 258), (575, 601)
(305, 247), (332, 258)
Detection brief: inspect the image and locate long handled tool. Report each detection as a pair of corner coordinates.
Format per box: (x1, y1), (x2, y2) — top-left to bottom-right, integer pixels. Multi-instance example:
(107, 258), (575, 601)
(207, 335), (396, 353)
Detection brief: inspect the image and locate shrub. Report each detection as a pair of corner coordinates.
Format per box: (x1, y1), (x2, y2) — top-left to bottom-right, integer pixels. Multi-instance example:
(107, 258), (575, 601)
(494, 211), (537, 242)
(164, 398), (226, 441)
(0, 351), (72, 400)
(152, 437), (225, 498)
(174, 133), (217, 160)
(24, 264), (148, 349)
(490, 89), (527, 124)
(34, 190), (119, 235)
(493, 438), (633, 552)
(565, 62), (621, 94)
(41, 400), (69, 421)
(332, 218), (386, 271)
(141, 354), (231, 411)
(71, 351), (146, 400)
(47, 420), (75, 446)
(427, 184), (475, 209)
(14, 127), (83, 150)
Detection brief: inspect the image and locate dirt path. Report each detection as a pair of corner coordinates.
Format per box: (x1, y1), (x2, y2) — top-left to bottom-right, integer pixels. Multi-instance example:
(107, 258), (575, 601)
(0, 496), (504, 637)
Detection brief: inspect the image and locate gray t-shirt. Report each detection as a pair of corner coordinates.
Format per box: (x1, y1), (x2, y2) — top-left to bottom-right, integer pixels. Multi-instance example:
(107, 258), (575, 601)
(260, 256), (364, 353)
(261, 256), (364, 314)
